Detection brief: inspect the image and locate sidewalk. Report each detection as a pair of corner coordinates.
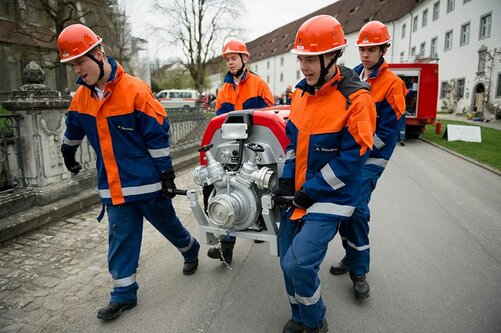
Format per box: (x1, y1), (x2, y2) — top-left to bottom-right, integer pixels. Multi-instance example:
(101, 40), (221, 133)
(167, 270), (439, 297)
(0, 166), (199, 333)
(436, 112), (501, 130)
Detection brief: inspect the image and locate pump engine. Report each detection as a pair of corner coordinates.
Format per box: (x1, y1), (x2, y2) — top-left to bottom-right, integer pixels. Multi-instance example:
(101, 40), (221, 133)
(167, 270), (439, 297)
(185, 108), (290, 256)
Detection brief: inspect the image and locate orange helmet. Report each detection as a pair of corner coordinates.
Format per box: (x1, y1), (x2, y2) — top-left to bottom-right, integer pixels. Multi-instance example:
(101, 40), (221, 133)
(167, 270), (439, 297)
(222, 39), (250, 57)
(291, 15), (348, 55)
(356, 21), (391, 47)
(57, 24), (102, 63)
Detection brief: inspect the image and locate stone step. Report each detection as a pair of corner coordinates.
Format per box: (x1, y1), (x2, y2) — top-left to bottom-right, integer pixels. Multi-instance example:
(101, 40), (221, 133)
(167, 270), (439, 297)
(0, 189), (100, 242)
(173, 151), (200, 173)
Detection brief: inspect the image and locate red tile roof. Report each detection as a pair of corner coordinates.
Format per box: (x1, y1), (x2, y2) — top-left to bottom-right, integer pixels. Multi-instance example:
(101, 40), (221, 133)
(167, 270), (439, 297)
(247, 0), (418, 62)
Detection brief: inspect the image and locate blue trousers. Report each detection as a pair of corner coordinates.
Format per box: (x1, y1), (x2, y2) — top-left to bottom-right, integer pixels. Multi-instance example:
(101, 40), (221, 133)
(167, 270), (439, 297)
(338, 167), (382, 276)
(398, 115), (406, 142)
(279, 209), (342, 329)
(106, 196), (199, 304)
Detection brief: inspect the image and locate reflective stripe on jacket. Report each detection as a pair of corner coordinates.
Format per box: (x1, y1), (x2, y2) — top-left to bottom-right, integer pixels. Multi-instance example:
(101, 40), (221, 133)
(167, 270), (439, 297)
(283, 66), (376, 220)
(215, 69), (274, 115)
(62, 57), (172, 205)
(353, 59), (407, 168)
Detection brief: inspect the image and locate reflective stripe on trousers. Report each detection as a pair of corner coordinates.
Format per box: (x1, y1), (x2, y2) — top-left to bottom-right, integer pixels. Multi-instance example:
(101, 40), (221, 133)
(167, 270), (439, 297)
(106, 196), (198, 304)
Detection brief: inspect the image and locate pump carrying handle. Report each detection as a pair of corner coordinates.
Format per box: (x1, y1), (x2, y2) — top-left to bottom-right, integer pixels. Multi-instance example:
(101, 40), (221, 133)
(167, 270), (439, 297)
(272, 195), (294, 207)
(198, 143), (214, 153)
(246, 143), (265, 153)
(173, 189), (188, 196)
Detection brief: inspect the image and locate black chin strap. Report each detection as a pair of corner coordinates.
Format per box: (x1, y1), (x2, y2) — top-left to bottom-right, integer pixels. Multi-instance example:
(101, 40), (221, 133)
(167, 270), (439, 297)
(232, 54), (246, 78)
(86, 53), (104, 81)
(316, 51), (339, 88)
(367, 56), (385, 71)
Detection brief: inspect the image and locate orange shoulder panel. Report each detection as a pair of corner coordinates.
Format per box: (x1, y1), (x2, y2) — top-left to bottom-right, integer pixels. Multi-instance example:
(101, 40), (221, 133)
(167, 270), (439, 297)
(346, 90), (376, 155)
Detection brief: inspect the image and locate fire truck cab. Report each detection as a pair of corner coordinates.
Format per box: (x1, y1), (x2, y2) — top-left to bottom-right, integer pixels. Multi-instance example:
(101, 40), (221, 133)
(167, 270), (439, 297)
(388, 61), (439, 138)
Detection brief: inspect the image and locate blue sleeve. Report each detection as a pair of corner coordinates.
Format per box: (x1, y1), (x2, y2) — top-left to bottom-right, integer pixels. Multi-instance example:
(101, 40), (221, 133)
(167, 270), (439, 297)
(281, 120), (297, 180)
(136, 99), (173, 172)
(62, 111), (85, 149)
(372, 100), (399, 153)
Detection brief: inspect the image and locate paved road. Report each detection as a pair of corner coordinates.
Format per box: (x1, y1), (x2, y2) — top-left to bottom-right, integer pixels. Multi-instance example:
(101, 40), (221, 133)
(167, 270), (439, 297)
(1, 140), (501, 332)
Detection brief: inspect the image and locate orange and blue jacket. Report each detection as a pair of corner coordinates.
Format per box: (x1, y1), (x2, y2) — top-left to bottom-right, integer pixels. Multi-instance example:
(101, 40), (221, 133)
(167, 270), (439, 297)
(62, 58), (172, 206)
(282, 66), (376, 221)
(353, 59), (407, 170)
(215, 68), (274, 115)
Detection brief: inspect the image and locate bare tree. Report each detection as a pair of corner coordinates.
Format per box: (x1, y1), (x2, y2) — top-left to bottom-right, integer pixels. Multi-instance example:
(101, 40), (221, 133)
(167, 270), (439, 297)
(14, 0), (87, 91)
(154, 0), (242, 92)
(109, 3), (133, 72)
(475, 46), (501, 120)
(14, 0), (131, 91)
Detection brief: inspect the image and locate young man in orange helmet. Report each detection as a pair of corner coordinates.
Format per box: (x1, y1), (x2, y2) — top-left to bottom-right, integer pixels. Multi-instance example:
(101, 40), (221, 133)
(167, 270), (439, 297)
(330, 21), (407, 299)
(273, 15), (376, 333)
(214, 39), (274, 116)
(206, 39), (274, 264)
(57, 24), (199, 320)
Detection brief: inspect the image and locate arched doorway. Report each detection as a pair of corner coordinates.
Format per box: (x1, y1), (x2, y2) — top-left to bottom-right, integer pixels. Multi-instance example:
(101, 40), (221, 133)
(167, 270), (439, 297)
(473, 83), (485, 113)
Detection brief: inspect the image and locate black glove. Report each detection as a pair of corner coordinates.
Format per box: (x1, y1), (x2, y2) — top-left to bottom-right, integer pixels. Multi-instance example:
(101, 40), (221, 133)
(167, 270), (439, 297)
(273, 178), (295, 207)
(160, 170), (177, 198)
(293, 188), (314, 209)
(61, 145), (82, 175)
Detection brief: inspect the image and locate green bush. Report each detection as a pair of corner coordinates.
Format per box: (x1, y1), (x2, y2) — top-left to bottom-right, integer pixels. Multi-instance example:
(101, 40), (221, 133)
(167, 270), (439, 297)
(0, 107), (14, 138)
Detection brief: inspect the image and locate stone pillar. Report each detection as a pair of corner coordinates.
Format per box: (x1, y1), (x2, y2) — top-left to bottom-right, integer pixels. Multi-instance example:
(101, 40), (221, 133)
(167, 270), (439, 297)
(1, 62), (75, 188)
(0, 62), (101, 241)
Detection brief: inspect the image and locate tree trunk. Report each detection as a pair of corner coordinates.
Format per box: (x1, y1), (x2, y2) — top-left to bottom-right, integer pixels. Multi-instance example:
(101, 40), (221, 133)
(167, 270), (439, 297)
(56, 62), (68, 93)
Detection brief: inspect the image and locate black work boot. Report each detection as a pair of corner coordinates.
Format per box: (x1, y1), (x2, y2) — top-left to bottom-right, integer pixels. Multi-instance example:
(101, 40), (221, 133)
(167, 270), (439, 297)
(183, 259), (199, 275)
(304, 318), (329, 333)
(350, 273), (370, 299)
(282, 319), (304, 333)
(97, 302), (137, 321)
(330, 255), (348, 275)
(207, 242), (234, 264)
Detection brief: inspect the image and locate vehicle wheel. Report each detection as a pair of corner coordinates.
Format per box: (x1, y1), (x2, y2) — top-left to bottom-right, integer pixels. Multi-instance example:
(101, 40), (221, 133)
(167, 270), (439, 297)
(406, 125), (423, 139)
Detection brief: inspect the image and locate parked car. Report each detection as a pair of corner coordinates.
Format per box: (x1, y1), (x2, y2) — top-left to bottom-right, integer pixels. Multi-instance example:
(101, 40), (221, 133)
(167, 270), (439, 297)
(156, 89), (200, 109)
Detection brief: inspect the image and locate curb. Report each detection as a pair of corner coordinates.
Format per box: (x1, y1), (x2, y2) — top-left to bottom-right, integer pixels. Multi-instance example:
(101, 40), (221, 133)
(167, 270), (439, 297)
(420, 138), (501, 177)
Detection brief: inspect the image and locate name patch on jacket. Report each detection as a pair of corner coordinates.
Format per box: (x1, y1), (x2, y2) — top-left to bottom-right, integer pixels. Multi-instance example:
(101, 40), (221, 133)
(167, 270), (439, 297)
(118, 125), (135, 131)
(314, 145), (338, 153)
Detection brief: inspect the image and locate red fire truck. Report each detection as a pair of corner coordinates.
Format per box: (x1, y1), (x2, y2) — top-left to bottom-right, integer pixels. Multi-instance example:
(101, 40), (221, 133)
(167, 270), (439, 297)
(388, 61), (439, 138)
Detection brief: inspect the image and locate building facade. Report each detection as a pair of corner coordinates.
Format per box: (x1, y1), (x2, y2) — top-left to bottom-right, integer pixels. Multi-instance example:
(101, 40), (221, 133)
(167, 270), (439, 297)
(208, 0), (500, 115)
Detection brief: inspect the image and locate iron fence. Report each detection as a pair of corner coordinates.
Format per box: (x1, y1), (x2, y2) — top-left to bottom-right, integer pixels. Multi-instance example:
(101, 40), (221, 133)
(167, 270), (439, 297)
(167, 107), (211, 147)
(0, 114), (25, 194)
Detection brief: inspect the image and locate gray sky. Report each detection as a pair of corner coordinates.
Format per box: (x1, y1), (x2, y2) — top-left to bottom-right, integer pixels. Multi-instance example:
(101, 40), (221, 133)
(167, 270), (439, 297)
(122, 0), (336, 62)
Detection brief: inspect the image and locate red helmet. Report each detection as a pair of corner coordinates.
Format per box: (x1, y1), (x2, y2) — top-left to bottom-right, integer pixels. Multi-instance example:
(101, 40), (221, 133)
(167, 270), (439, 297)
(291, 15), (348, 55)
(356, 21), (391, 47)
(222, 39), (250, 57)
(57, 24), (102, 63)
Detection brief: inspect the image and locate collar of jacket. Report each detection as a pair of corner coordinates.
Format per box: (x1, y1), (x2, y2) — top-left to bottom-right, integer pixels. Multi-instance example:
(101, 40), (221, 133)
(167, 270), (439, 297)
(223, 68), (249, 85)
(295, 65), (343, 96)
(76, 57), (122, 94)
(353, 57), (388, 79)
